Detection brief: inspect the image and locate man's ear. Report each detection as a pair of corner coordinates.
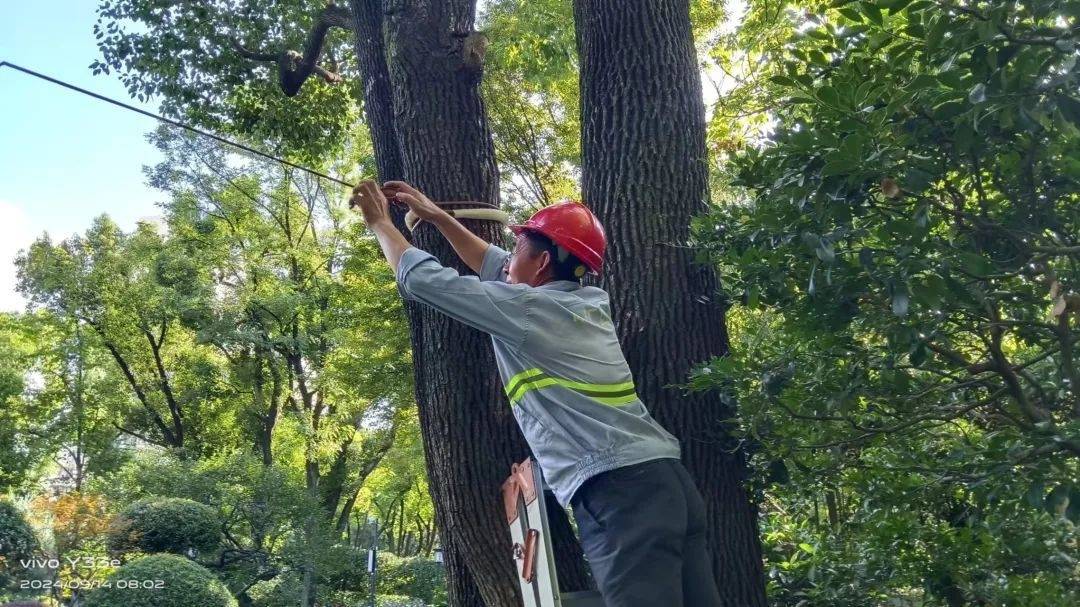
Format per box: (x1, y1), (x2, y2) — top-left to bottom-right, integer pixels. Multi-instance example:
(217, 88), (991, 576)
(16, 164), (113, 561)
(538, 250), (554, 276)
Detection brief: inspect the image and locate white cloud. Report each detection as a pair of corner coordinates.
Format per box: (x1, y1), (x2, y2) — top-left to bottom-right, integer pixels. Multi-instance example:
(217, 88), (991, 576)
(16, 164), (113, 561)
(0, 200), (35, 313)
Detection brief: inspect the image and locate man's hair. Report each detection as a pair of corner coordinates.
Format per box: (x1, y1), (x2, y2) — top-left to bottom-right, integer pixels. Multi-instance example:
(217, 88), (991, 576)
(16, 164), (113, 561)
(522, 231), (586, 282)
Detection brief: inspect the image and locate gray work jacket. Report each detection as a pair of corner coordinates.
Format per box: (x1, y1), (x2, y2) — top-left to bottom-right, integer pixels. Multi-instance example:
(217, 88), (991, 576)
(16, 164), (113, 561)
(397, 244), (681, 506)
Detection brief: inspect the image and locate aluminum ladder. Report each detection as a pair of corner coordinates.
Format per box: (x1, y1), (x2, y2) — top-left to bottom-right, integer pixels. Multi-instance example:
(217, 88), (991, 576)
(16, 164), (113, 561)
(502, 458), (605, 607)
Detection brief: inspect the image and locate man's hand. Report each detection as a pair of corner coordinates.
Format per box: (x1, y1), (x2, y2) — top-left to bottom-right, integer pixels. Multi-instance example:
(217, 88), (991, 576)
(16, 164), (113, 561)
(349, 180), (392, 227)
(383, 181), (448, 223)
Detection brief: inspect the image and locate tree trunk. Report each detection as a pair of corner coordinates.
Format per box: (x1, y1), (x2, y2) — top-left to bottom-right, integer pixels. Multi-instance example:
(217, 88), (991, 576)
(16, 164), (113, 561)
(346, 1), (590, 602)
(381, 4), (524, 605)
(573, 1), (768, 605)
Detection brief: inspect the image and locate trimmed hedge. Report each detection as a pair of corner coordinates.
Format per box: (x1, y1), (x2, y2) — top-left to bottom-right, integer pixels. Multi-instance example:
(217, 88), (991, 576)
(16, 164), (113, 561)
(107, 498), (220, 557)
(84, 553), (235, 607)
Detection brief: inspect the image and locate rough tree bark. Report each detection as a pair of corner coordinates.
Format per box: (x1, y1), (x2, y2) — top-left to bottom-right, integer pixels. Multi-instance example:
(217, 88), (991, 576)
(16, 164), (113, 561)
(573, 1), (768, 605)
(378, 3), (570, 604)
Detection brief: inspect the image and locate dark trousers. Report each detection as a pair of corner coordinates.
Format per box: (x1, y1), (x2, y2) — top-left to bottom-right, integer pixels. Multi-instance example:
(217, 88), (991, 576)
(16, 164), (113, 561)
(570, 458), (722, 607)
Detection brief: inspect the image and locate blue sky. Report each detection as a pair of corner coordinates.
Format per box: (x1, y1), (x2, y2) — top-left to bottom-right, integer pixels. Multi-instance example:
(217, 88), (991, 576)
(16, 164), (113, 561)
(1, 1), (165, 311)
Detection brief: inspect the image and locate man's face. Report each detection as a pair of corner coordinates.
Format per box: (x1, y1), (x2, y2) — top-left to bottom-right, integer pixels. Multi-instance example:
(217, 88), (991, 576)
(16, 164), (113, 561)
(505, 234), (550, 286)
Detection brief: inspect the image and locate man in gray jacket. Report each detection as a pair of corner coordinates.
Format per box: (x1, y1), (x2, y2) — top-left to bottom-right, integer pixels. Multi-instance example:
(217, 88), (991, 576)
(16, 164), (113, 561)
(351, 179), (722, 607)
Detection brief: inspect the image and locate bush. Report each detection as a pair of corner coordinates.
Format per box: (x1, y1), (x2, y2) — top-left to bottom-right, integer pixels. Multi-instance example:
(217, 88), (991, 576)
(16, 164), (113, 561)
(107, 498), (220, 557)
(375, 595), (424, 607)
(378, 556), (446, 606)
(83, 553), (236, 607)
(0, 501), (37, 591)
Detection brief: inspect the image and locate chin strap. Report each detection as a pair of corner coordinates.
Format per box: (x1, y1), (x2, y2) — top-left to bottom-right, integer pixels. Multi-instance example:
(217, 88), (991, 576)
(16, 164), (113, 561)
(403, 201), (510, 232)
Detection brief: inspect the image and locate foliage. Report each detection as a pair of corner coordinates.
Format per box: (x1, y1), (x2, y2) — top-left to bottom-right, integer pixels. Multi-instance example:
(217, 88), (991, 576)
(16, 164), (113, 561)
(92, 0), (358, 161)
(698, 0), (1080, 604)
(17, 216), (239, 456)
(107, 498), (221, 558)
(1, 313), (128, 494)
(377, 555), (447, 606)
(354, 419), (436, 558)
(480, 0), (582, 211)
(26, 492), (114, 603)
(375, 595), (426, 607)
(0, 314), (45, 492)
(17, 125), (412, 601)
(0, 502), (38, 594)
(83, 553), (236, 607)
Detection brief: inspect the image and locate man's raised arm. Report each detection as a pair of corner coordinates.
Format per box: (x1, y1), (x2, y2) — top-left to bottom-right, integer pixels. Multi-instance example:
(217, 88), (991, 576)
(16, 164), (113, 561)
(382, 181), (492, 275)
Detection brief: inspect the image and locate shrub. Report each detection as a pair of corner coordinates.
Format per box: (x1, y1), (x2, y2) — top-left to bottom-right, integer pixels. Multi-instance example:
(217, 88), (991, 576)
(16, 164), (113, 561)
(107, 498), (220, 557)
(83, 553), (236, 607)
(378, 556), (447, 606)
(375, 595), (424, 607)
(0, 502), (37, 591)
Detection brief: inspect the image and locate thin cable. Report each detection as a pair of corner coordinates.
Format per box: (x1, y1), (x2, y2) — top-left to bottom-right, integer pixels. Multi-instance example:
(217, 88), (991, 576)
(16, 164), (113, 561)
(0, 60), (356, 188)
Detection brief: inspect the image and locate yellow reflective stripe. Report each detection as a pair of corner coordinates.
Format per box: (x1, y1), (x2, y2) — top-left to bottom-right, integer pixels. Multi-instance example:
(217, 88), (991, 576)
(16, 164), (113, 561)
(505, 368), (546, 398)
(509, 377), (559, 404)
(505, 369), (639, 407)
(591, 393), (640, 406)
(555, 378), (635, 393)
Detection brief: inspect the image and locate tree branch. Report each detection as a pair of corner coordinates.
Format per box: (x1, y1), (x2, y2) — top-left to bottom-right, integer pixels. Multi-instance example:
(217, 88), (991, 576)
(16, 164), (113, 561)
(232, 3), (353, 96)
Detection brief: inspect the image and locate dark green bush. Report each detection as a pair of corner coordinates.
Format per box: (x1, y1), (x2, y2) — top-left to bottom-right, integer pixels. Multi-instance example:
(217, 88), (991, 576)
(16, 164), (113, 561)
(0, 501), (37, 591)
(107, 498), (220, 557)
(84, 553), (235, 607)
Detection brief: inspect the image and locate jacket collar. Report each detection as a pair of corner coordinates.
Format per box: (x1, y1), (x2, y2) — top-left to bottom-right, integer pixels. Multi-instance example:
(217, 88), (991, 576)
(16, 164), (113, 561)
(535, 280), (581, 292)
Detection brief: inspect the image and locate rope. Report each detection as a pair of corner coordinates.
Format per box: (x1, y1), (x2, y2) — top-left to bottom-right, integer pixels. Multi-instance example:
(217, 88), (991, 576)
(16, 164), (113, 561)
(0, 60), (355, 188)
(404, 202), (509, 232)
(1, 60), (511, 230)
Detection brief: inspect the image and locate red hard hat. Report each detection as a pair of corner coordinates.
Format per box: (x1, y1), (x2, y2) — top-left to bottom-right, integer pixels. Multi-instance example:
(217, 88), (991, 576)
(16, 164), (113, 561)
(509, 201), (606, 274)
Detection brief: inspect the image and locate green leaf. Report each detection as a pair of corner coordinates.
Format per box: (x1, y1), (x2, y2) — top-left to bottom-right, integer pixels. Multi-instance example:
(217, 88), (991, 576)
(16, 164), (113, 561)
(817, 85), (842, 107)
(926, 17), (949, 52)
(932, 100), (968, 120)
(820, 161), (849, 178)
(908, 74), (939, 92)
(902, 167), (935, 193)
(861, 2), (884, 26)
(882, 0), (914, 12)
(959, 252), (993, 276)
(839, 7), (864, 22)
